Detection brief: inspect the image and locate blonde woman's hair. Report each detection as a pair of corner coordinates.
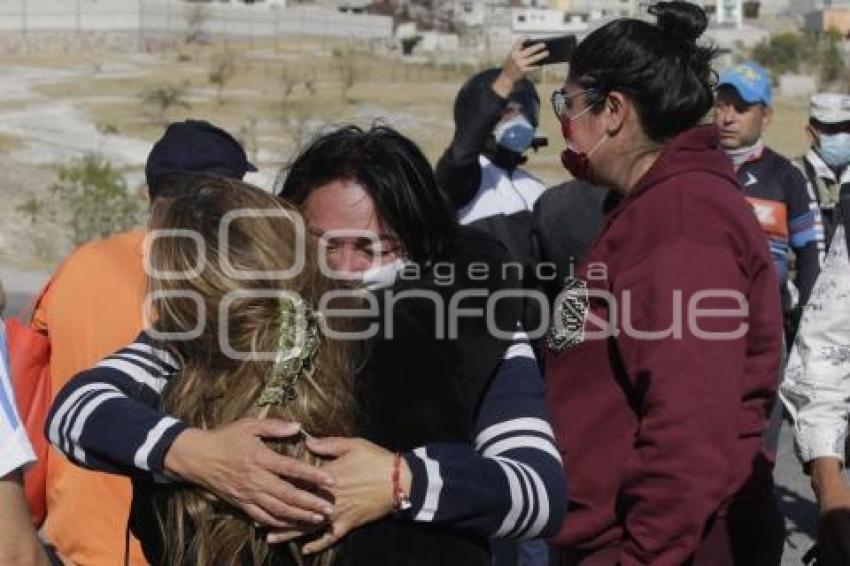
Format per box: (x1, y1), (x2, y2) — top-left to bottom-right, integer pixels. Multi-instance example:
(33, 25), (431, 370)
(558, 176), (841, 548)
(146, 175), (356, 566)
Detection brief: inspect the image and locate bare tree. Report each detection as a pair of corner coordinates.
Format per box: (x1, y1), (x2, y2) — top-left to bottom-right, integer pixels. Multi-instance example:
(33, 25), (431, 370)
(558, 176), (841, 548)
(332, 47), (358, 101)
(280, 105), (317, 151)
(279, 67), (318, 100)
(237, 116), (260, 164)
(140, 83), (191, 126)
(208, 50), (238, 104)
(280, 67), (301, 100)
(184, 3), (210, 44)
(304, 74), (317, 96)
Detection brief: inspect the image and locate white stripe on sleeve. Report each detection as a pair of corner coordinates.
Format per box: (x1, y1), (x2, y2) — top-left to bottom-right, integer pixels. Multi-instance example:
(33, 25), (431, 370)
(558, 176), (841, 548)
(49, 383), (119, 450)
(475, 417), (555, 451)
(96, 358), (168, 393)
(504, 342), (535, 360)
(134, 416), (182, 471)
(125, 342), (179, 369)
(412, 447), (444, 522)
(498, 458), (534, 537)
(505, 458), (550, 538)
(493, 459), (527, 537)
(109, 351), (172, 375)
(69, 390), (125, 464)
(482, 435), (562, 464)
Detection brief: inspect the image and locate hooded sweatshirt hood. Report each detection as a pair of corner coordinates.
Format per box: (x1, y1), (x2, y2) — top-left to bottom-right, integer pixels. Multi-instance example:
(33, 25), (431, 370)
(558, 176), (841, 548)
(608, 125), (738, 222)
(454, 68), (541, 130)
(545, 123), (782, 560)
(453, 69), (540, 171)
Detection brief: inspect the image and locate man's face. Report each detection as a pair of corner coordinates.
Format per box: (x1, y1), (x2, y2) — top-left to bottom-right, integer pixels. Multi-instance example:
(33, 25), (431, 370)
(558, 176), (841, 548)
(808, 119), (850, 147)
(715, 86), (771, 149)
(301, 179), (402, 276)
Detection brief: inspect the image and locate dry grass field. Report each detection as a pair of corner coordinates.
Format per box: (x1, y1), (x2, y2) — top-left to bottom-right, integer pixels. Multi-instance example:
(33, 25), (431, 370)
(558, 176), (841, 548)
(0, 36), (812, 269)
(0, 37), (830, 566)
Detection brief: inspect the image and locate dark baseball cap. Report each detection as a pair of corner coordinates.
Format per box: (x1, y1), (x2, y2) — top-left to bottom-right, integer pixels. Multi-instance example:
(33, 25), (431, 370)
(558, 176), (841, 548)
(145, 119), (257, 192)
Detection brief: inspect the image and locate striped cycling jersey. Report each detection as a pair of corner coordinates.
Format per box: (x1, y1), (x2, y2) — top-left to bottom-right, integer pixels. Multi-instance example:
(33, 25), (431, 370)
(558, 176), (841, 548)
(737, 146), (825, 310)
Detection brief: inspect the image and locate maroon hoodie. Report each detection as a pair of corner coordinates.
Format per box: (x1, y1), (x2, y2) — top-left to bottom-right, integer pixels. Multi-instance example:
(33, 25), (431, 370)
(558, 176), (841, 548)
(545, 125), (782, 564)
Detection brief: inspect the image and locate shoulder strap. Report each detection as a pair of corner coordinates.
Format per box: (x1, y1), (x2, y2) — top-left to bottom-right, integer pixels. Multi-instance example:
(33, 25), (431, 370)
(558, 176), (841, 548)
(803, 157), (839, 210)
(839, 193), (850, 257)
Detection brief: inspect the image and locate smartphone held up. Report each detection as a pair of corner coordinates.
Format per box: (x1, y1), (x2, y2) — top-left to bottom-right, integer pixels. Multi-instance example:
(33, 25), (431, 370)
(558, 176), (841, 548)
(521, 35), (576, 66)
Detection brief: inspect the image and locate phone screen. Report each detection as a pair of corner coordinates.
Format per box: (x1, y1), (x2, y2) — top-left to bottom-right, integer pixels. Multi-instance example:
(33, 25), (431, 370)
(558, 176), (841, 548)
(522, 35), (577, 66)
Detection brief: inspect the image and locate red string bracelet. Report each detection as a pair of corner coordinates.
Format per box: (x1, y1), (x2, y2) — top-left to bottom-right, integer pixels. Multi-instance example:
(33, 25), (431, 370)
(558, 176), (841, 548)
(392, 452), (411, 512)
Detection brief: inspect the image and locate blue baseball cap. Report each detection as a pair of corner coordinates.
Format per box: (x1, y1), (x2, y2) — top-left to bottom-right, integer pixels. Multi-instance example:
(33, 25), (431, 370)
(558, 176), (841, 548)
(718, 62), (772, 106)
(145, 119), (257, 191)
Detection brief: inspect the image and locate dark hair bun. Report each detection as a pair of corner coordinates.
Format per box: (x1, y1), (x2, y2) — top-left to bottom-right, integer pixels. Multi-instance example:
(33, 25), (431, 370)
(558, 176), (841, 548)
(649, 1), (708, 43)
(568, 1), (717, 142)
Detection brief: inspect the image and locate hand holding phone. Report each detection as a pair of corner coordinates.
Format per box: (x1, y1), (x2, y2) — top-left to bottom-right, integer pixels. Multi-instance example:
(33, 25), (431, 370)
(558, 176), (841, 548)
(521, 35), (577, 66)
(505, 39), (549, 79)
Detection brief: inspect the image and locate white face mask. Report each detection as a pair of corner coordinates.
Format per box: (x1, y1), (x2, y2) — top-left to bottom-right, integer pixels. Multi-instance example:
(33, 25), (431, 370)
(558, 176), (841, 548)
(819, 132), (850, 170)
(360, 258), (409, 290)
(494, 115), (536, 154)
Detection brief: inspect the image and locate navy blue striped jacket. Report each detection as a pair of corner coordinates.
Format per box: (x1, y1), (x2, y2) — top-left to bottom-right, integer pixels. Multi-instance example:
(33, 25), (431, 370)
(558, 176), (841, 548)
(46, 330), (566, 542)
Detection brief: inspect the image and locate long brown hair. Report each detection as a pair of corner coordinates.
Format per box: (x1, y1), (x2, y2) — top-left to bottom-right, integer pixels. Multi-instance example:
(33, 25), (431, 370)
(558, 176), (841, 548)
(146, 175), (356, 566)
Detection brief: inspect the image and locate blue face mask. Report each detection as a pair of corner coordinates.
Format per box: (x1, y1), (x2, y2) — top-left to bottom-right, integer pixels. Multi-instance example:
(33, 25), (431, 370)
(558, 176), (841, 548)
(819, 132), (850, 170)
(494, 115), (535, 154)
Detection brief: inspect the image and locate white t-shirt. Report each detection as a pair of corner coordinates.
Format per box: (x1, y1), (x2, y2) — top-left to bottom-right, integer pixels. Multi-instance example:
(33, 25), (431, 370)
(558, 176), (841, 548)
(0, 320), (36, 478)
(456, 156), (548, 225)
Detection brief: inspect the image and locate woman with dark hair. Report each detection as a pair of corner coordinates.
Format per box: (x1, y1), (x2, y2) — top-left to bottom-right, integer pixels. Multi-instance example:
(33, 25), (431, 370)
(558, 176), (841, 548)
(282, 125), (455, 268)
(47, 127), (567, 565)
(545, 2), (784, 564)
(280, 125), (566, 564)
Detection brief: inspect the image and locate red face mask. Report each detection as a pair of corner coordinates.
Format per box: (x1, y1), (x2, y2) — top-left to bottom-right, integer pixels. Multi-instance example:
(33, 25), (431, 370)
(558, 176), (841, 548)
(560, 147), (594, 183)
(558, 107), (607, 184)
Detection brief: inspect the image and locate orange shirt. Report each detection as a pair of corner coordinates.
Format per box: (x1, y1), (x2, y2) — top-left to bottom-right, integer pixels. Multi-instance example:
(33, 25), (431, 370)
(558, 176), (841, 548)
(34, 228), (148, 566)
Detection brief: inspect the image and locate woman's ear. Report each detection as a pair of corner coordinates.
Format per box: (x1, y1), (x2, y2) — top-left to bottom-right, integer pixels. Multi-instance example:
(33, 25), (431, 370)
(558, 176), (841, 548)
(604, 91), (628, 136)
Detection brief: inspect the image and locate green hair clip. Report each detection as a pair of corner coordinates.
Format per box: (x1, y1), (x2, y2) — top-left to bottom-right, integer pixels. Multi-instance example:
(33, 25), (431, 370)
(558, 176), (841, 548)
(257, 294), (322, 409)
